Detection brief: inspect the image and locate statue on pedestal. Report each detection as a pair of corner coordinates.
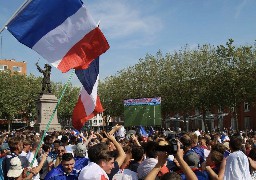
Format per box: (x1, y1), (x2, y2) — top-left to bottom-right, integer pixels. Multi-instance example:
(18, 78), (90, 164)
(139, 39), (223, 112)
(36, 63), (52, 94)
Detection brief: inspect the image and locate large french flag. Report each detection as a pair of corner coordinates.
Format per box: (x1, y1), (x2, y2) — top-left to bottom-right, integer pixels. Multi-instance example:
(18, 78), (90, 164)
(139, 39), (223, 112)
(7, 0), (109, 72)
(72, 57), (103, 130)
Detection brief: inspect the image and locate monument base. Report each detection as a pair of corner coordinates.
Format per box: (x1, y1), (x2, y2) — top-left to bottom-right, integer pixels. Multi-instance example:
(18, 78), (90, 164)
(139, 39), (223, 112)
(35, 94), (62, 132)
(34, 123), (61, 132)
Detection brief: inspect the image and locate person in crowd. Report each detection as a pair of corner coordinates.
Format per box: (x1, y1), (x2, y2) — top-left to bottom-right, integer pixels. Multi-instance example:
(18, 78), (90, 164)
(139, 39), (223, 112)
(190, 133), (206, 165)
(78, 143), (114, 180)
(19, 140), (32, 157)
(39, 144), (52, 180)
(247, 147), (256, 179)
(7, 157), (35, 180)
(128, 145), (144, 173)
(73, 143), (89, 170)
(27, 142), (48, 180)
(179, 134), (209, 179)
(0, 143), (10, 180)
(104, 131), (126, 180)
(45, 153), (79, 180)
(53, 146), (66, 168)
(180, 134), (200, 167)
(199, 137), (208, 150)
(61, 136), (73, 154)
(202, 143), (226, 179)
(224, 135), (252, 180)
(44, 136), (53, 148)
(49, 140), (61, 161)
(2, 137), (30, 180)
(145, 141), (198, 180)
(137, 141), (169, 179)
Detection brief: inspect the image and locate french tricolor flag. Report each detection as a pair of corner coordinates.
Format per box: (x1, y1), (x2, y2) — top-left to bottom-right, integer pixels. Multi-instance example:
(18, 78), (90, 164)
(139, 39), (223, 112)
(7, 0), (109, 73)
(72, 57), (103, 130)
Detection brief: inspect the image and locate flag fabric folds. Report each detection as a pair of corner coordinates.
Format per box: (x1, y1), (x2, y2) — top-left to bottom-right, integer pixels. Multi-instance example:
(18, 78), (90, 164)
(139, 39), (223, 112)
(139, 126), (148, 137)
(7, 0), (109, 73)
(72, 57), (103, 130)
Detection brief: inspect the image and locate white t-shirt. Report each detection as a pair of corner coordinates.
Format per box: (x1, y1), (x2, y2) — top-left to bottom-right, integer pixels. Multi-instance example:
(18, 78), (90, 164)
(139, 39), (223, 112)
(78, 162), (109, 180)
(224, 151), (252, 180)
(27, 152), (40, 180)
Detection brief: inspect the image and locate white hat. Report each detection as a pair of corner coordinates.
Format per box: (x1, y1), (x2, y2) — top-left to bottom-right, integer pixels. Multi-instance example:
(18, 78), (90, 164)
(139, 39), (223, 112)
(7, 157), (24, 178)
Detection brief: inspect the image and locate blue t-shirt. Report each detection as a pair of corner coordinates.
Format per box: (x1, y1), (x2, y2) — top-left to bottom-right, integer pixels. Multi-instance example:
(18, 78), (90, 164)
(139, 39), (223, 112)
(44, 164), (80, 180)
(181, 170), (209, 180)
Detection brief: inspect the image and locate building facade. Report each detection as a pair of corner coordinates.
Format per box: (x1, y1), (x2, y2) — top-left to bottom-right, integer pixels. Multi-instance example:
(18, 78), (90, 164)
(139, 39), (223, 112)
(0, 59), (27, 75)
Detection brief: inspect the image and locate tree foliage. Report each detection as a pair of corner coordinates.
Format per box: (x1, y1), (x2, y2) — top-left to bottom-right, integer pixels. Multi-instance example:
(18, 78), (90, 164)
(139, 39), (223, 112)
(98, 39), (256, 130)
(0, 71), (79, 126)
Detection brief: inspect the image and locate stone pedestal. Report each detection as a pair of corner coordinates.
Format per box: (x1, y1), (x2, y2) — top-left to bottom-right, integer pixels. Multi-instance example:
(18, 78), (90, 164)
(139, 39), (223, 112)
(35, 94), (61, 132)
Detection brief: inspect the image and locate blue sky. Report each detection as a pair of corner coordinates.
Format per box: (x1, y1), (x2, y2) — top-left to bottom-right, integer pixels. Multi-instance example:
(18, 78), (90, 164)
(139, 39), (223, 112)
(0, 0), (256, 86)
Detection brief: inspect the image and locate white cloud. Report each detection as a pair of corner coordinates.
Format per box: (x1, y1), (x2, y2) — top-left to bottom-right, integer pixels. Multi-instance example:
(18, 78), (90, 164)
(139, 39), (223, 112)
(87, 1), (163, 43)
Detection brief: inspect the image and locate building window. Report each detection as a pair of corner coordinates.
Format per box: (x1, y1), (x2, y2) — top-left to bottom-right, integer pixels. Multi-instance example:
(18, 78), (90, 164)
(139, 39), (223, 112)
(12, 66), (22, 72)
(93, 120), (97, 124)
(244, 102), (250, 112)
(244, 117), (251, 129)
(99, 120), (102, 123)
(0, 65), (8, 71)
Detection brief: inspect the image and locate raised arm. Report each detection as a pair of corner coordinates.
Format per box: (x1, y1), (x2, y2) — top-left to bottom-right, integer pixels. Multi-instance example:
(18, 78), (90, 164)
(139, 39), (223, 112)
(36, 62), (43, 73)
(145, 151), (168, 180)
(175, 141), (198, 180)
(105, 132), (126, 167)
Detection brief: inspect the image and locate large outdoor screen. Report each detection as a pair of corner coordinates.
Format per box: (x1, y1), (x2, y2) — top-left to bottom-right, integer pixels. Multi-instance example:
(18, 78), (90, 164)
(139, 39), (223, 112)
(124, 97), (162, 126)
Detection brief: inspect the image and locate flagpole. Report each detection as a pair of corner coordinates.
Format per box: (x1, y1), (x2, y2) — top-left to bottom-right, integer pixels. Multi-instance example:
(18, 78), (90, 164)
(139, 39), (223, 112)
(0, 0), (32, 34)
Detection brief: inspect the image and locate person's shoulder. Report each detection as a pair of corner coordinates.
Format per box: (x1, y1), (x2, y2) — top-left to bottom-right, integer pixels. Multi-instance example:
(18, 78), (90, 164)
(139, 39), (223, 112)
(44, 165), (64, 179)
(74, 157), (89, 170)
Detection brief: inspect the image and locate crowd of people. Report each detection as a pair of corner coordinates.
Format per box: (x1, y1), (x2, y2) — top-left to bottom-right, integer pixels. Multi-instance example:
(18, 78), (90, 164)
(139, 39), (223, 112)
(0, 125), (255, 180)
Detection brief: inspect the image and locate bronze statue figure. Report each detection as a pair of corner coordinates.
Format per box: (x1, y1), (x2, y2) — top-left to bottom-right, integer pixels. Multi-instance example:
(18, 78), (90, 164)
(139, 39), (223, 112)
(36, 62), (52, 94)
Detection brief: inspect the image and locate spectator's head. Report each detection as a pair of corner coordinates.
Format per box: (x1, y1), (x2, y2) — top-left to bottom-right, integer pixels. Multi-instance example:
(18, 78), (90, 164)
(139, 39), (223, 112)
(183, 152), (199, 168)
(61, 153), (75, 174)
(61, 135), (69, 145)
(88, 143), (115, 174)
(248, 148), (256, 161)
(44, 135), (53, 145)
(31, 141), (40, 151)
(22, 139), (32, 153)
(160, 172), (181, 180)
(57, 145), (66, 157)
(42, 144), (51, 153)
(211, 143), (226, 154)
(53, 140), (61, 152)
(9, 137), (23, 154)
(144, 141), (158, 158)
(74, 143), (87, 157)
(70, 136), (77, 145)
(189, 133), (199, 146)
(180, 134), (192, 151)
(199, 137), (207, 147)
(206, 150), (223, 167)
(230, 135), (243, 152)
(132, 146), (144, 162)
(0, 143), (10, 154)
